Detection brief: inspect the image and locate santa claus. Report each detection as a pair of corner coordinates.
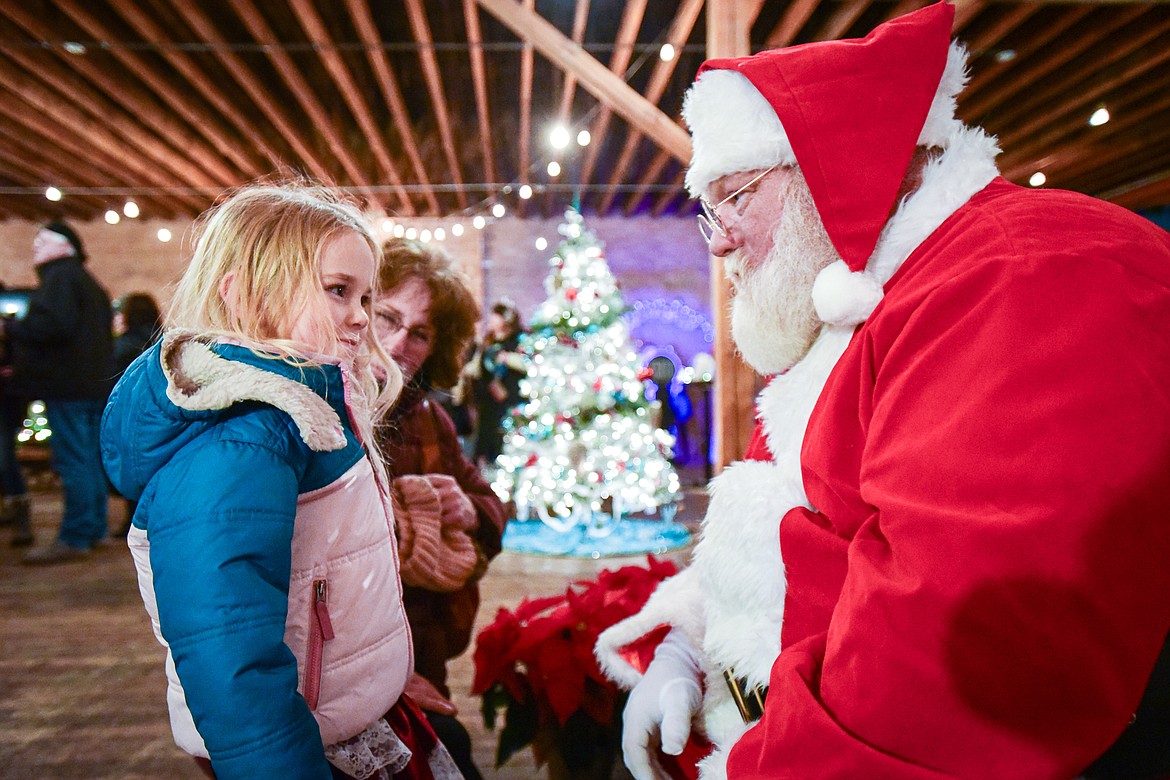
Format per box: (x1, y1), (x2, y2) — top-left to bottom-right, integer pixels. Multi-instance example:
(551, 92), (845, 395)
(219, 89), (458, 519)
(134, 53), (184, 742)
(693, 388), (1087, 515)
(596, 3), (1170, 779)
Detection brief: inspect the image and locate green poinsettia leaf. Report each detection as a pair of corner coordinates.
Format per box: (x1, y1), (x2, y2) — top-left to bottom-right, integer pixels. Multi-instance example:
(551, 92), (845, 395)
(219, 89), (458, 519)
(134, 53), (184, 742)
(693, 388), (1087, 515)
(480, 682), (510, 731)
(496, 691), (540, 767)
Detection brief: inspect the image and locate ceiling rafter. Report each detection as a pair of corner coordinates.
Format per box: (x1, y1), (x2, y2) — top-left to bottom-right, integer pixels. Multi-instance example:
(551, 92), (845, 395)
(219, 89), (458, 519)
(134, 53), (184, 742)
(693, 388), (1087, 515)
(622, 146), (673, 216)
(576, 0), (649, 206)
(998, 46), (1170, 180)
(474, 0), (690, 165)
(517, 0), (535, 217)
(347, 0), (437, 215)
(166, 1), (338, 187)
(651, 168), (686, 216)
(0, 140), (109, 216)
(815, 1), (874, 42)
(765, 0), (820, 49)
(557, 0), (592, 123)
(463, 0), (497, 188)
(48, 0), (261, 182)
(544, 0), (591, 217)
(986, 10), (1166, 137)
(0, 8), (233, 194)
(111, 1), (289, 174)
(286, 0), (414, 216)
(404, 0), (468, 210)
(962, 6), (1132, 119)
(0, 80), (194, 216)
(597, 0), (703, 214)
(229, 0), (381, 207)
(0, 116), (146, 210)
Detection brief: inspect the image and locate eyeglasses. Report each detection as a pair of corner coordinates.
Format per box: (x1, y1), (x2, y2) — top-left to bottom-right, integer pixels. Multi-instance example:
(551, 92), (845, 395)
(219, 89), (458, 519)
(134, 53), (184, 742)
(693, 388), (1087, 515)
(696, 164), (779, 245)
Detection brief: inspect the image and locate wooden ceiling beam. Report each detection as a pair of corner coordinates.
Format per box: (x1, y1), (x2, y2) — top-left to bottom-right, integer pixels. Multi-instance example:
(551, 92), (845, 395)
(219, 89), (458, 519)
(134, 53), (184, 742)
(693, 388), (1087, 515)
(576, 0), (648, 206)
(0, 92), (195, 216)
(404, 0), (469, 210)
(951, 0), (989, 34)
(517, 0), (535, 217)
(464, 0), (497, 188)
(544, 0), (591, 216)
(557, 0), (592, 123)
(230, 0), (380, 208)
(996, 68), (1170, 181)
(0, 144), (111, 215)
(1104, 169), (1170, 212)
(960, 3), (1038, 56)
(45, 0), (261, 182)
(287, 0), (414, 216)
(475, 0), (691, 171)
(984, 14), (1169, 144)
(166, 1), (337, 186)
(962, 6), (1137, 121)
(765, 0), (819, 49)
(347, 0), (438, 214)
(112, 2), (289, 174)
(0, 56), (207, 214)
(621, 146), (672, 215)
(598, 0), (703, 214)
(0, 11), (231, 194)
(815, 1), (873, 42)
(650, 168), (686, 216)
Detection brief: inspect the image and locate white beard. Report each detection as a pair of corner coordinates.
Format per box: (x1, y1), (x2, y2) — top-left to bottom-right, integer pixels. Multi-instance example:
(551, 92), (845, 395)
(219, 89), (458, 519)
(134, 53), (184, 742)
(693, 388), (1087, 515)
(726, 173), (840, 375)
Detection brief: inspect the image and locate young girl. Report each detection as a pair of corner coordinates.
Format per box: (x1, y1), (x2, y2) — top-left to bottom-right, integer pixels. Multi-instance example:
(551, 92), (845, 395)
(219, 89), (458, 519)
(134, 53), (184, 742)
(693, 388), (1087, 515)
(101, 184), (459, 780)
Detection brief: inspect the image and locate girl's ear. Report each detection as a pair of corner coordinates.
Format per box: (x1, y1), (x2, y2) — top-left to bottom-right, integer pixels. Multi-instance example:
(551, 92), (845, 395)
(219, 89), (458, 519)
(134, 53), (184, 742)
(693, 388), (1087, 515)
(218, 271), (238, 314)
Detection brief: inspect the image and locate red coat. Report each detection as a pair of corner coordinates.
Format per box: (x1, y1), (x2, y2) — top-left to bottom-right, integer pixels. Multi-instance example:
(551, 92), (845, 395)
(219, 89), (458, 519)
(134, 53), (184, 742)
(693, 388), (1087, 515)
(728, 179), (1170, 778)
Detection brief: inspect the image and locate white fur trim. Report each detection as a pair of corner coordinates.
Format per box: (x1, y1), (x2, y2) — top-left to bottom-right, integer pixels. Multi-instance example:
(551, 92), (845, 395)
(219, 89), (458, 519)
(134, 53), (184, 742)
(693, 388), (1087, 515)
(812, 122), (1000, 326)
(917, 42), (969, 149)
(811, 261), (886, 327)
(594, 566), (706, 690)
(160, 330), (347, 452)
(683, 69), (795, 198)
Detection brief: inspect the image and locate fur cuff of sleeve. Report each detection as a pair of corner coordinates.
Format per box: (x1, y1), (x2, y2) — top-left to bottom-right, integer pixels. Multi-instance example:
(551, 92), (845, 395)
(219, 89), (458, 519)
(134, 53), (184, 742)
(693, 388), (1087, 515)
(594, 566), (706, 689)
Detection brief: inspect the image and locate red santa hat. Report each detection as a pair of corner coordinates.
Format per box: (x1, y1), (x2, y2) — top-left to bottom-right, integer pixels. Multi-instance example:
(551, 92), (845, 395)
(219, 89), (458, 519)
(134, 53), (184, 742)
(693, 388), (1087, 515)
(683, 1), (966, 326)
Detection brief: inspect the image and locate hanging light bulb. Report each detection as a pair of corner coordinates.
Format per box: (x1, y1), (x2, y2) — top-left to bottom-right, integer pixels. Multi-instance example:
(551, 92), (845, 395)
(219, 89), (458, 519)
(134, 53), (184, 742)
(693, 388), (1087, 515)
(420, 229), (432, 243)
(1089, 107), (1110, 127)
(393, 223), (406, 238)
(104, 209), (120, 225)
(535, 237), (548, 251)
(473, 215), (487, 230)
(405, 227), (417, 240)
(123, 201), (140, 218)
(451, 223), (464, 237)
(157, 228), (172, 243)
(577, 130), (591, 147)
(1028, 171), (1046, 187)
(659, 44), (675, 62)
(492, 203), (506, 218)
(381, 218), (395, 234)
(434, 227), (446, 241)
(44, 186), (62, 202)
(549, 124), (570, 149)
(519, 184), (533, 200)
(547, 161), (561, 177)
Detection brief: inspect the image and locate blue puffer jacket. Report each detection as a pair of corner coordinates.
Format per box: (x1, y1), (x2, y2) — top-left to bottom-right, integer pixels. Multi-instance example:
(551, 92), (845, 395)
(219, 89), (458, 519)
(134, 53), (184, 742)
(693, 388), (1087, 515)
(102, 331), (411, 780)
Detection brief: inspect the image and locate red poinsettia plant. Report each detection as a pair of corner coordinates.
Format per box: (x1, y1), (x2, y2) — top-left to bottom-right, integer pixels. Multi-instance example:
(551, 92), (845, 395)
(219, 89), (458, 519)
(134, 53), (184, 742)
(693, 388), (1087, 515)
(472, 555), (678, 777)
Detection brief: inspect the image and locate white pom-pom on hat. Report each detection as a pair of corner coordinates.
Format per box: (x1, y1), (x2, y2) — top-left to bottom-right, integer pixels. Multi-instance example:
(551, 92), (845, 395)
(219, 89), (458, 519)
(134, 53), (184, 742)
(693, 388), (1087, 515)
(811, 259), (886, 327)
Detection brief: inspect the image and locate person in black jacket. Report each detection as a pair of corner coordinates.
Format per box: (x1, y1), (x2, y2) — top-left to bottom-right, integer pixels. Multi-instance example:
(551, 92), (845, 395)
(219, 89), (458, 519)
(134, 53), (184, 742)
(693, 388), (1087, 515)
(2, 221), (113, 564)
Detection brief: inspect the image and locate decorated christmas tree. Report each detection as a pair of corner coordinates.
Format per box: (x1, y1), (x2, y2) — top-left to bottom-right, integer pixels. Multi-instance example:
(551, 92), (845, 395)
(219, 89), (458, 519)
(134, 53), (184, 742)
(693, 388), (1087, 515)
(492, 210), (681, 538)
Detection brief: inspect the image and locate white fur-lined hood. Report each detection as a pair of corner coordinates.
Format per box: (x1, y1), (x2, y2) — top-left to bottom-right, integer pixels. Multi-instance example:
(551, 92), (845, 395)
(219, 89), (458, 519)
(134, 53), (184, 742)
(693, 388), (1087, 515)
(101, 329), (348, 500)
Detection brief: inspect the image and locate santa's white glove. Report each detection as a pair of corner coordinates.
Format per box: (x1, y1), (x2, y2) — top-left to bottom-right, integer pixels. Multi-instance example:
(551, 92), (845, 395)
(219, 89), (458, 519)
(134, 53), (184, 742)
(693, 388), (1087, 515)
(622, 629), (703, 780)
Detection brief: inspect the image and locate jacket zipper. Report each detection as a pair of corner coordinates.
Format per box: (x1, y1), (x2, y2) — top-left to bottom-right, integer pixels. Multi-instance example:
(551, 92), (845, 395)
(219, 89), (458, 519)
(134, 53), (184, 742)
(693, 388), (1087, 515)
(305, 578), (334, 711)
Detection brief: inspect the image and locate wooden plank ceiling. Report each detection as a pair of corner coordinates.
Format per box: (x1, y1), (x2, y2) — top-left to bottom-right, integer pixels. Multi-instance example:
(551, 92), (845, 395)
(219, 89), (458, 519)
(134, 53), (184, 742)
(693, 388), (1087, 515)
(0, 0), (1167, 224)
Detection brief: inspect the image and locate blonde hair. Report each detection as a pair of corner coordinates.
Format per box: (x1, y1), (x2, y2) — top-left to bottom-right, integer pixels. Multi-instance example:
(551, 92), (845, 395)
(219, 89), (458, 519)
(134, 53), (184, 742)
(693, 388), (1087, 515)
(168, 182), (401, 448)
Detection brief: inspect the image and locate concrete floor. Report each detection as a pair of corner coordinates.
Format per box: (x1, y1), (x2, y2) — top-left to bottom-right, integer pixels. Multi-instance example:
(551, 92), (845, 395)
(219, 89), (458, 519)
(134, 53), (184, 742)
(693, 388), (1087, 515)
(0, 470), (705, 779)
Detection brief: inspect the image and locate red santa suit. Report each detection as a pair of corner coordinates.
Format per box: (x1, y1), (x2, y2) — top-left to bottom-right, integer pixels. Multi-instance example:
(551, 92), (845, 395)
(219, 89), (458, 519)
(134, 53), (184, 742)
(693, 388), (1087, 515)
(597, 3), (1170, 778)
